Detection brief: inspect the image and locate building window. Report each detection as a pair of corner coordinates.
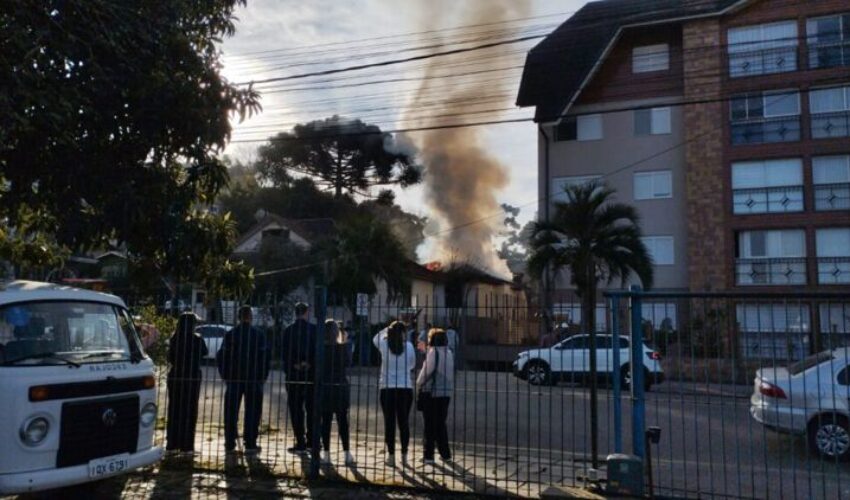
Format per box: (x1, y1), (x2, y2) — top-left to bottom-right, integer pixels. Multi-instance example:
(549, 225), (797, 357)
(642, 302), (678, 330)
(736, 230), (806, 285)
(809, 85), (850, 139)
(813, 155), (850, 211)
(642, 236), (674, 266)
(736, 303), (810, 361)
(816, 228), (850, 284)
(577, 114), (603, 141)
(731, 159), (803, 214)
(730, 91), (800, 145)
(728, 21), (798, 78)
(634, 170), (672, 200)
(632, 44), (670, 73)
(555, 118), (577, 141)
(551, 175), (601, 203)
(552, 303), (607, 332)
(820, 303), (850, 349)
(634, 107), (671, 135)
(807, 13), (850, 69)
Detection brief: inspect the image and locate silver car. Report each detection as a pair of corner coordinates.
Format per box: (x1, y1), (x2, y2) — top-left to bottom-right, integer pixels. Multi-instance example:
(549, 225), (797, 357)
(750, 348), (850, 460)
(195, 324), (230, 360)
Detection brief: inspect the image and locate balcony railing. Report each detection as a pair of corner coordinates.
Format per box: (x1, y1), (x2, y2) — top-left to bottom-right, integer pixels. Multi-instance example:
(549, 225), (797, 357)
(812, 111), (850, 139)
(818, 257), (850, 285)
(731, 116), (801, 145)
(729, 46), (797, 78)
(808, 41), (850, 69)
(733, 185), (804, 214)
(736, 257), (807, 286)
(814, 182), (850, 211)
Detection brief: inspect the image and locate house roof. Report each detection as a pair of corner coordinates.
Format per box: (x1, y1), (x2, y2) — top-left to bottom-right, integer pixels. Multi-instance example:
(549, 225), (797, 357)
(516, 0), (746, 122)
(233, 214), (337, 252)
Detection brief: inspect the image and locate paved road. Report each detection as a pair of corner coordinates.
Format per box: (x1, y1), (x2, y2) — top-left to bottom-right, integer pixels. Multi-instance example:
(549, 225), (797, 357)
(157, 366), (850, 499)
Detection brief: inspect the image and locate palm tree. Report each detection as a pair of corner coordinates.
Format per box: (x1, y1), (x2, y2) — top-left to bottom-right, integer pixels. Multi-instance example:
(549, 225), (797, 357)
(323, 215), (411, 311)
(528, 181), (653, 468)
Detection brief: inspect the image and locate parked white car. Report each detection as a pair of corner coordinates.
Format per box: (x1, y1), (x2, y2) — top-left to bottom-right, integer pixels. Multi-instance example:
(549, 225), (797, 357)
(750, 348), (850, 460)
(513, 334), (664, 390)
(195, 324), (231, 360)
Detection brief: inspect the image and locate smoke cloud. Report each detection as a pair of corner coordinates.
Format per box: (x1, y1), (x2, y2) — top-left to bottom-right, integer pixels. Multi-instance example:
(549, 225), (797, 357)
(405, 1), (530, 277)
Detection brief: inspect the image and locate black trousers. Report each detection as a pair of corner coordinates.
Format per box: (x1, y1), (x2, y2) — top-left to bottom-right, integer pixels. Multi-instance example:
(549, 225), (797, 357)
(422, 396), (451, 460)
(286, 382), (314, 448)
(166, 375), (201, 451)
(224, 381), (264, 450)
(320, 409), (350, 452)
(379, 388), (413, 454)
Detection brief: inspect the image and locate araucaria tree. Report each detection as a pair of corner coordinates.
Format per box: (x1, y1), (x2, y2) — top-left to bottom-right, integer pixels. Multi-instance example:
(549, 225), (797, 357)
(527, 181), (653, 467)
(256, 116), (422, 198)
(1, 1), (260, 296)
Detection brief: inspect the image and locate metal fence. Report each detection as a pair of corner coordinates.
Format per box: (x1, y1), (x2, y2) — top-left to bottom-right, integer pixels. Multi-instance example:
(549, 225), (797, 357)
(124, 287), (850, 499)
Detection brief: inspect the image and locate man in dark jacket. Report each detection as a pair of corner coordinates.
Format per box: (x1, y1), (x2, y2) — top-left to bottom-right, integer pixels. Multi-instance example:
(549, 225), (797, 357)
(279, 302), (316, 454)
(217, 305), (270, 455)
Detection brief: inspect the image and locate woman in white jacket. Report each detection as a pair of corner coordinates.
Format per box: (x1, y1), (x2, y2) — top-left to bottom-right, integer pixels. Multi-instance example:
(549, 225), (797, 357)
(416, 328), (454, 465)
(373, 321), (416, 466)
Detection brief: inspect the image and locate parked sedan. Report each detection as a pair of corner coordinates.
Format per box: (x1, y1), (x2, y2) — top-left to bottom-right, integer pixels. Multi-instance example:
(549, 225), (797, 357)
(195, 324), (231, 360)
(513, 334), (664, 390)
(750, 348), (850, 460)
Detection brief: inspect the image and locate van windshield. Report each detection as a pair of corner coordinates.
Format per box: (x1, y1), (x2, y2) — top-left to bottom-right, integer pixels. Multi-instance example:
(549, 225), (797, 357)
(0, 301), (140, 366)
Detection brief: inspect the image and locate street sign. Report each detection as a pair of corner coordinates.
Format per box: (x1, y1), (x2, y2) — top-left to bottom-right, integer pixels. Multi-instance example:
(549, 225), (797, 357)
(356, 293), (369, 317)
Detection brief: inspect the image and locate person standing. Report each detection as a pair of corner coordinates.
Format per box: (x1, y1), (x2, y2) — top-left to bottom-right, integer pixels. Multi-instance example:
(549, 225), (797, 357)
(217, 305), (270, 456)
(417, 328), (455, 465)
(373, 321), (415, 467)
(319, 320), (355, 466)
(166, 312), (208, 455)
(280, 302), (317, 455)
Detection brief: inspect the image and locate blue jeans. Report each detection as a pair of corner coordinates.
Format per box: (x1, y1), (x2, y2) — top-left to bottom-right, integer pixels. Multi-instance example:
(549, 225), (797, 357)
(224, 381), (264, 450)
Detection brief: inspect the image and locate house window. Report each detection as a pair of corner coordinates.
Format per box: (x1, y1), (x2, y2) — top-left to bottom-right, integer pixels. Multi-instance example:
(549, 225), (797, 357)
(634, 107), (671, 135)
(642, 236), (674, 265)
(555, 118), (577, 141)
(807, 13), (850, 69)
(809, 85), (850, 139)
(730, 91), (800, 145)
(731, 159), (803, 214)
(736, 229), (806, 285)
(642, 302), (678, 330)
(820, 303), (850, 349)
(728, 21), (798, 77)
(813, 155), (850, 211)
(634, 170), (672, 200)
(632, 44), (670, 73)
(551, 175), (601, 203)
(816, 228), (850, 284)
(577, 114), (603, 141)
(736, 303), (810, 361)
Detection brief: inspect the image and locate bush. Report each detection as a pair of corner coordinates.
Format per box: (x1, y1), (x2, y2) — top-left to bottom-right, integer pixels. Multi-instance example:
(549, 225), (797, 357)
(137, 305), (176, 366)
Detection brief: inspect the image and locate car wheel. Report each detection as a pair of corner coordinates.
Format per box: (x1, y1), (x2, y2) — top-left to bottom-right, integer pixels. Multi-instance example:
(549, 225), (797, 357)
(525, 361), (551, 386)
(809, 414), (850, 461)
(620, 366), (653, 392)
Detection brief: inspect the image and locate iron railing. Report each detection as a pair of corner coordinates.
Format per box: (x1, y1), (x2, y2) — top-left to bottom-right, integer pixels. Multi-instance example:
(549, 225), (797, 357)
(817, 256), (850, 285)
(736, 257), (808, 286)
(812, 110), (850, 139)
(814, 182), (850, 211)
(732, 185), (805, 214)
(731, 115), (801, 145)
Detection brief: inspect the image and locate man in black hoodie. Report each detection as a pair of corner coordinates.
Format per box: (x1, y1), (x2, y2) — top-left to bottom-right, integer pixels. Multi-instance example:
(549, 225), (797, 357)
(279, 302), (317, 454)
(217, 305), (270, 455)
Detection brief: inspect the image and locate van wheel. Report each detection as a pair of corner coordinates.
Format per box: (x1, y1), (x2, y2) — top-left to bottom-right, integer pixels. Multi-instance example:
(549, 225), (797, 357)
(525, 361), (551, 386)
(809, 414), (850, 461)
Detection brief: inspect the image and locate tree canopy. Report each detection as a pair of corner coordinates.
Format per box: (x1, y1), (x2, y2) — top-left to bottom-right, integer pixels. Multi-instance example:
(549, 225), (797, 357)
(1, 1), (259, 296)
(256, 116), (422, 198)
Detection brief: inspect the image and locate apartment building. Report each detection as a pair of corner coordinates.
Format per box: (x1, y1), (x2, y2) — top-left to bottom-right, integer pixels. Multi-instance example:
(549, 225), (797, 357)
(517, 0), (850, 354)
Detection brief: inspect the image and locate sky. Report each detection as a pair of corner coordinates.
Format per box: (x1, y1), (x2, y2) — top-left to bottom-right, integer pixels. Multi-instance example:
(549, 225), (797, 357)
(220, 0), (589, 265)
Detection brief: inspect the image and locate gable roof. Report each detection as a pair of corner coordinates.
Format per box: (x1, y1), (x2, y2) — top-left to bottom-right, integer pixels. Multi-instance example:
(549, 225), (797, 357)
(516, 0), (747, 122)
(233, 214), (336, 253)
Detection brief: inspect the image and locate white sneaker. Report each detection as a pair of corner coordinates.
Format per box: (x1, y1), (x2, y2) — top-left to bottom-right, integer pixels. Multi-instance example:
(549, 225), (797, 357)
(320, 451), (331, 465)
(385, 454), (395, 467)
(422, 458), (436, 466)
(344, 451), (355, 465)
(401, 453), (408, 467)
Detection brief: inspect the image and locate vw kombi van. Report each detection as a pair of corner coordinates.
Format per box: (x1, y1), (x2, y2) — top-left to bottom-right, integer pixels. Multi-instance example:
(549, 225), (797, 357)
(0, 281), (161, 493)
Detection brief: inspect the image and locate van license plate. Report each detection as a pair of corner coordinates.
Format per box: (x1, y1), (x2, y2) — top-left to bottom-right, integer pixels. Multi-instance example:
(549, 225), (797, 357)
(88, 453), (130, 478)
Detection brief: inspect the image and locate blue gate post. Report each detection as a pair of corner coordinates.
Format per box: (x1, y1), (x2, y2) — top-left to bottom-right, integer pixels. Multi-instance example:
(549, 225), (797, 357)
(629, 285), (645, 459)
(309, 285), (327, 479)
(611, 294), (623, 453)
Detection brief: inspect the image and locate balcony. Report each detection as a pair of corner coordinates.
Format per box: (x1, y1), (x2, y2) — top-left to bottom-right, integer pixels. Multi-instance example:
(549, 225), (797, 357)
(818, 257), (850, 285)
(731, 116), (801, 145)
(814, 183), (850, 211)
(808, 41), (850, 70)
(729, 46), (797, 78)
(736, 257), (807, 286)
(733, 185), (804, 214)
(812, 111), (850, 139)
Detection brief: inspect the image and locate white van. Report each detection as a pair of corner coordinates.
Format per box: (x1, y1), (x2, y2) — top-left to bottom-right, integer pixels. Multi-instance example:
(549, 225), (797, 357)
(0, 281), (162, 494)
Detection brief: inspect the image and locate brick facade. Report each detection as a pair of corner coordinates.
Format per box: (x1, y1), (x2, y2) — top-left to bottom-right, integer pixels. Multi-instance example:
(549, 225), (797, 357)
(683, 19), (728, 291)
